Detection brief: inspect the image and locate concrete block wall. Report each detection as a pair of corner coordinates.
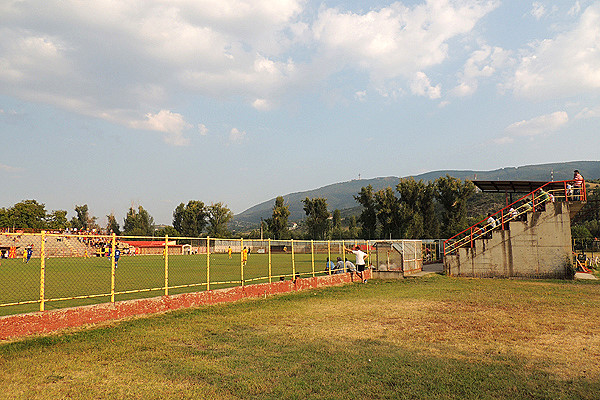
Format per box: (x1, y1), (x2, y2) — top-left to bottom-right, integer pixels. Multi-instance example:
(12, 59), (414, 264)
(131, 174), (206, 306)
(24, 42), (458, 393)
(445, 202), (575, 279)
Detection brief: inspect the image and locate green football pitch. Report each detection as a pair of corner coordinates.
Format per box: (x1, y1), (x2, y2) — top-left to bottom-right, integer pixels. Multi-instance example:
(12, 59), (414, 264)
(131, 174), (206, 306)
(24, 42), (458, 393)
(0, 252), (336, 316)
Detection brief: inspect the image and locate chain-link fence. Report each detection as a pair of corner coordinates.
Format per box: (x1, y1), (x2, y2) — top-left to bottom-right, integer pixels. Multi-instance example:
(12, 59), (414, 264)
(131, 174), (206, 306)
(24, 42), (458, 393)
(371, 240), (423, 275)
(0, 233), (380, 316)
(572, 238), (600, 270)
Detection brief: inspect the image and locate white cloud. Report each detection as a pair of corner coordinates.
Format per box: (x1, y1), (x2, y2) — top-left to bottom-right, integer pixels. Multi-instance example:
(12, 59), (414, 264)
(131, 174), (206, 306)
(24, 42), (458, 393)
(312, 1), (499, 83)
(575, 106), (600, 119)
(493, 136), (514, 145)
(229, 127), (247, 144)
(569, 1), (582, 16)
(198, 124), (209, 136)
(0, 0), (507, 130)
(508, 3), (600, 99)
(410, 72), (441, 99)
(453, 44), (512, 97)
(496, 111), (569, 144)
(531, 2), (546, 20)
(0, 163), (23, 172)
(354, 90), (367, 102)
(130, 110), (192, 146)
(0, 0), (305, 137)
(252, 98), (272, 111)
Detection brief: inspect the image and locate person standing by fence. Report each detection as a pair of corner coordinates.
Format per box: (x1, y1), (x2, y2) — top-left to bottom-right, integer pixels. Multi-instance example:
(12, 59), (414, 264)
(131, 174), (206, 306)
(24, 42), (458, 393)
(345, 245), (368, 283)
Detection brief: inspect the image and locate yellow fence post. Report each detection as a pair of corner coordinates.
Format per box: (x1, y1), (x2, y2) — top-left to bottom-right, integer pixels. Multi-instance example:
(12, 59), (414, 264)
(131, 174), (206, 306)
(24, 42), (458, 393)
(164, 235), (169, 296)
(39, 230), (46, 312)
(291, 239), (295, 279)
(111, 233), (116, 303)
(342, 240), (346, 273)
(206, 237), (210, 291)
(311, 240), (315, 277)
(268, 238), (272, 283)
(240, 238), (244, 286)
(327, 240), (331, 275)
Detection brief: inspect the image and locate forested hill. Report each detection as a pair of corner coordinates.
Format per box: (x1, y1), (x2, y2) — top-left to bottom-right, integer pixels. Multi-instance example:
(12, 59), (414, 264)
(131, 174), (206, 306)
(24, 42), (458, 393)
(234, 161), (600, 226)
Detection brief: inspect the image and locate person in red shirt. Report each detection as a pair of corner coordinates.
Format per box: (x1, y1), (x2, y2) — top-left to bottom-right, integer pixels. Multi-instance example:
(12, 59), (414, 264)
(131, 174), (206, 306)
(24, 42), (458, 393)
(573, 170), (584, 200)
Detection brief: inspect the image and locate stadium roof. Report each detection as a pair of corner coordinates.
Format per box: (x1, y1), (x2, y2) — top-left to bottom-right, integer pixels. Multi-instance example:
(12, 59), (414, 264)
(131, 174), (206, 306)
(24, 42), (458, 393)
(473, 180), (568, 193)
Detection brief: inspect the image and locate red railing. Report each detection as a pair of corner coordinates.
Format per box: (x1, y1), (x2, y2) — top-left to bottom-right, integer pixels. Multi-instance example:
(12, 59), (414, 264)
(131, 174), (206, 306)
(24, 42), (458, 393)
(443, 180), (586, 255)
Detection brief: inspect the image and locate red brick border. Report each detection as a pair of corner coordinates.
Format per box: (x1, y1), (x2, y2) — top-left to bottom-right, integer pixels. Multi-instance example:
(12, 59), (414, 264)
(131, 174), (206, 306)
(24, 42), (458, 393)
(0, 271), (371, 340)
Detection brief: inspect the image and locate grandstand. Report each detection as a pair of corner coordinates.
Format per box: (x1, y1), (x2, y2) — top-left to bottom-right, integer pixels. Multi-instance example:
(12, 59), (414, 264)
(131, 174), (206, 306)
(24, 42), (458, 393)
(444, 179), (586, 278)
(0, 233), (95, 258)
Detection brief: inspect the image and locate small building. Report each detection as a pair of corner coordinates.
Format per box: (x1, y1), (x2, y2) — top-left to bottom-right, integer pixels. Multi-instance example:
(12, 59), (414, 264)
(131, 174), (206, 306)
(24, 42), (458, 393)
(119, 240), (183, 255)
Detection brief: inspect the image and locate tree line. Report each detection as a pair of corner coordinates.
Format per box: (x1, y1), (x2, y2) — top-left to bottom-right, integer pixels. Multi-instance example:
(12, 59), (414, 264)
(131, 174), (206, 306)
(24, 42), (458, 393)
(3, 176), (596, 241)
(0, 200), (234, 238)
(261, 176), (477, 240)
(572, 179), (600, 239)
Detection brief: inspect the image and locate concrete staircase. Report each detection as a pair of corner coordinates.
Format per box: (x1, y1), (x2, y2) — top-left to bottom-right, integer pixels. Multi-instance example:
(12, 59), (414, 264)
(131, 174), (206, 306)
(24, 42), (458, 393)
(445, 202), (577, 279)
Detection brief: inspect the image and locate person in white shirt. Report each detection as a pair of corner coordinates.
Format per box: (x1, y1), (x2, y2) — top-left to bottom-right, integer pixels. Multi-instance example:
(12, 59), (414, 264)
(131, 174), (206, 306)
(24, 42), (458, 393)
(345, 245), (368, 283)
(486, 213), (497, 228)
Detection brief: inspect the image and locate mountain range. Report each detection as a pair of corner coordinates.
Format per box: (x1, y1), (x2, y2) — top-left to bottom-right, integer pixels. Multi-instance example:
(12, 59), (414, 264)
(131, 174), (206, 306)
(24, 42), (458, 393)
(233, 160), (600, 227)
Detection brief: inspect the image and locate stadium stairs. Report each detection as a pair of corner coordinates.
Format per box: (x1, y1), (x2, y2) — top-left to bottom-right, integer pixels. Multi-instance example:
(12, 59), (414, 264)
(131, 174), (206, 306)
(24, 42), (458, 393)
(0, 234), (94, 258)
(444, 180), (586, 279)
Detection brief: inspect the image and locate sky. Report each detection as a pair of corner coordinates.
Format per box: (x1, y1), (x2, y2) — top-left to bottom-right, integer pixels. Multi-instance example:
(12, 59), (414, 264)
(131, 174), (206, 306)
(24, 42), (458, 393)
(1, 0), (599, 226)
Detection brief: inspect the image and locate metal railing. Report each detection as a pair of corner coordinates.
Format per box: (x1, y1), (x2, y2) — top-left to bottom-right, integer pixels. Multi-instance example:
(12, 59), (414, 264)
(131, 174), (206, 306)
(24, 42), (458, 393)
(443, 180), (586, 255)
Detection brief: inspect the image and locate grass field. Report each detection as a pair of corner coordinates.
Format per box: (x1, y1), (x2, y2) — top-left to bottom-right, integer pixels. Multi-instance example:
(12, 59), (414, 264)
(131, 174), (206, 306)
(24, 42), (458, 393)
(1, 275), (599, 399)
(0, 253), (333, 316)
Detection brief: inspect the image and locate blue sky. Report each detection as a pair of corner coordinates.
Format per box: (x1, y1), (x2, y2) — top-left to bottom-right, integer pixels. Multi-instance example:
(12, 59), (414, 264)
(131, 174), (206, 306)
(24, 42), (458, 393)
(1, 0), (599, 226)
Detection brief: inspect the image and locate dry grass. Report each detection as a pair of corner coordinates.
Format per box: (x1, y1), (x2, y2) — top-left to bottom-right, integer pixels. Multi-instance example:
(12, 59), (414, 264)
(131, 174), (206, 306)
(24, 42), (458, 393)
(262, 278), (600, 380)
(1, 275), (599, 399)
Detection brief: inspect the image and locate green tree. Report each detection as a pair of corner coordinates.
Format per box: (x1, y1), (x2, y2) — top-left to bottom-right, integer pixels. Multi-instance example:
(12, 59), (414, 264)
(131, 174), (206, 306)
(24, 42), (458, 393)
(173, 200), (207, 237)
(420, 182), (440, 238)
(331, 209), (342, 239)
(434, 175), (476, 238)
(374, 187), (402, 239)
(0, 208), (8, 228)
(106, 213), (121, 235)
(7, 200), (47, 230)
(355, 185), (377, 239)
(154, 226), (180, 237)
(70, 204), (97, 231)
(572, 225), (592, 239)
(302, 197), (330, 240)
(46, 210), (69, 230)
(574, 184), (600, 238)
(348, 215), (359, 238)
(206, 202), (233, 237)
(123, 206), (154, 236)
(396, 178), (439, 239)
(266, 196), (290, 239)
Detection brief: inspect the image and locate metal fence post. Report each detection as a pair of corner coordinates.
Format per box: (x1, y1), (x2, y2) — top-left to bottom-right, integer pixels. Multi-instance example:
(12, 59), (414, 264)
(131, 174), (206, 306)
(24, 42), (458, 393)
(268, 238), (272, 283)
(39, 230), (46, 312)
(241, 238), (244, 286)
(164, 235), (169, 296)
(341, 240), (346, 273)
(206, 237), (210, 291)
(291, 239), (295, 279)
(327, 240), (331, 275)
(311, 240), (315, 277)
(111, 233), (116, 303)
